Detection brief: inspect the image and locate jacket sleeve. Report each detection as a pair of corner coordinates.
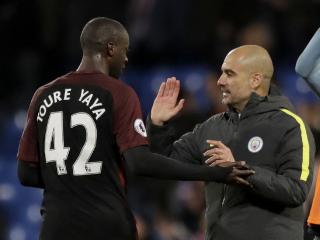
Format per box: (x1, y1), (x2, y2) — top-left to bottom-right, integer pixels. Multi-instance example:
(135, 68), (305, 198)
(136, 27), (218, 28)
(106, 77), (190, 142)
(248, 117), (315, 206)
(146, 115), (203, 164)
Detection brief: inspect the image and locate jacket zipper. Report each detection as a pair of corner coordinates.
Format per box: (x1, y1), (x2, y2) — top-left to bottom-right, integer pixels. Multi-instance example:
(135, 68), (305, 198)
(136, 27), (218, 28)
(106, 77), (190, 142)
(221, 184), (226, 206)
(221, 114), (240, 207)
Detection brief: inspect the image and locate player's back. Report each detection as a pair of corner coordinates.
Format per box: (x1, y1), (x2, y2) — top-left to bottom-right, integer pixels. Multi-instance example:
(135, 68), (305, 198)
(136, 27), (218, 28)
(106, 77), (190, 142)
(34, 71), (140, 240)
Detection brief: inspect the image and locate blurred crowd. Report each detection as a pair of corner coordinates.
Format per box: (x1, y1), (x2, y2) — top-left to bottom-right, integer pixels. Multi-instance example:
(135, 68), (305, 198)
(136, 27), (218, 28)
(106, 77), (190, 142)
(1, 0), (320, 239)
(1, 0), (320, 110)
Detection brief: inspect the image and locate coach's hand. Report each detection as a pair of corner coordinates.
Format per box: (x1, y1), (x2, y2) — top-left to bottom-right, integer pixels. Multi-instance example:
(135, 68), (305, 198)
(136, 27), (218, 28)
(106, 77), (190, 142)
(151, 77), (185, 126)
(204, 140), (254, 186)
(204, 140), (235, 166)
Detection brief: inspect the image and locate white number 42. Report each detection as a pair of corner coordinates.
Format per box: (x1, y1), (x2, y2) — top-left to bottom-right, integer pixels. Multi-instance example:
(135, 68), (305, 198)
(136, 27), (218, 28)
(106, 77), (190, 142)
(45, 111), (102, 175)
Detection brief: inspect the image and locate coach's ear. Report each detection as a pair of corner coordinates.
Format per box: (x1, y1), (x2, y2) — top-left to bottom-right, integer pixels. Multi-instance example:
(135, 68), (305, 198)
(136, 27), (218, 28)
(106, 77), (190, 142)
(250, 73), (263, 90)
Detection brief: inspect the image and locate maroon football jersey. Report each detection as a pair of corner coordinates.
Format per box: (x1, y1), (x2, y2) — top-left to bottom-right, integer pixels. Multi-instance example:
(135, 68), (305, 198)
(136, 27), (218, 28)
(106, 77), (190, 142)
(17, 71), (148, 240)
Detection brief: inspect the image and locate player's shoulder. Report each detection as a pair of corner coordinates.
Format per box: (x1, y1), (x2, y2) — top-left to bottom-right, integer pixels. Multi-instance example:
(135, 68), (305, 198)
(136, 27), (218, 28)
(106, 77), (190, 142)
(98, 75), (138, 100)
(103, 75), (133, 93)
(71, 72), (135, 96)
(32, 73), (69, 98)
(33, 72), (138, 103)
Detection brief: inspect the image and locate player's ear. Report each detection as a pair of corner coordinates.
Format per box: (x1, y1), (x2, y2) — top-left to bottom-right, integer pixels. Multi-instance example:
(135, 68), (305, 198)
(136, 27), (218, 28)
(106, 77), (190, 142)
(106, 42), (115, 57)
(250, 73), (263, 90)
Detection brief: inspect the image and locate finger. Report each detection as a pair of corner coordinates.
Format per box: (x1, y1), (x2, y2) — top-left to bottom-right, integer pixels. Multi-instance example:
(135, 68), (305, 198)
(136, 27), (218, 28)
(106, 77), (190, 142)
(216, 162), (237, 168)
(210, 159), (231, 167)
(234, 163), (253, 170)
(206, 139), (217, 148)
(172, 79), (181, 99)
(205, 153), (224, 163)
(208, 160), (216, 166)
(156, 82), (165, 98)
(233, 161), (246, 168)
(205, 156), (220, 165)
(205, 155), (215, 164)
(173, 99), (184, 115)
(217, 161), (239, 167)
(203, 148), (215, 157)
(163, 78), (171, 96)
(233, 177), (251, 187)
(242, 164), (253, 170)
(206, 140), (226, 149)
(232, 169), (255, 176)
(168, 77), (176, 96)
(211, 148), (225, 155)
(203, 147), (225, 157)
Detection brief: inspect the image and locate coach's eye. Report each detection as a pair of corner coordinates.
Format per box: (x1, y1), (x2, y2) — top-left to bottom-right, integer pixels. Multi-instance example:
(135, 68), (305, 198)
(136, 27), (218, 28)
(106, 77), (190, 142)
(226, 72), (232, 77)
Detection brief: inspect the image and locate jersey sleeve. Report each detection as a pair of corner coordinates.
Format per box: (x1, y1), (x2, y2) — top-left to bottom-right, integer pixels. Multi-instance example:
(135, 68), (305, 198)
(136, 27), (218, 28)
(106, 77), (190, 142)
(17, 88), (41, 164)
(113, 86), (148, 153)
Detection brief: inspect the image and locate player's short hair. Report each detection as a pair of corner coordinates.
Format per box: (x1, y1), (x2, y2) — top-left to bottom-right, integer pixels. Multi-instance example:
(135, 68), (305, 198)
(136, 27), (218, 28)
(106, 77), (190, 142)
(80, 17), (126, 54)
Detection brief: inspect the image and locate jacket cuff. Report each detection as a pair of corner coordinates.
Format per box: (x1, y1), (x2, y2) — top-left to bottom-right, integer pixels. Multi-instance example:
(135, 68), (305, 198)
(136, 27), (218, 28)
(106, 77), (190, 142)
(146, 115), (173, 135)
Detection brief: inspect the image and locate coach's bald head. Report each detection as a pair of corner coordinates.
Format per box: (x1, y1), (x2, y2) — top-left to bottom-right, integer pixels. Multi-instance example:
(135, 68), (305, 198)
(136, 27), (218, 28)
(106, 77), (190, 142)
(228, 45), (274, 95)
(218, 45), (274, 112)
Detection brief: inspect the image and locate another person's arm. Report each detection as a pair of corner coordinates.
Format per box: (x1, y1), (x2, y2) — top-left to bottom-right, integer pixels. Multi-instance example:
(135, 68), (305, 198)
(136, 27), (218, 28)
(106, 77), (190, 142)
(295, 28), (320, 97)
(123, 146), (252, 184)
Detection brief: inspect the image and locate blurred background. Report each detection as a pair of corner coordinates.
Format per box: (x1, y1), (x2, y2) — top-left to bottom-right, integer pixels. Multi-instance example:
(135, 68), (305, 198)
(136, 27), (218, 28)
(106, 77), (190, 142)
(1, 0), (320, 239)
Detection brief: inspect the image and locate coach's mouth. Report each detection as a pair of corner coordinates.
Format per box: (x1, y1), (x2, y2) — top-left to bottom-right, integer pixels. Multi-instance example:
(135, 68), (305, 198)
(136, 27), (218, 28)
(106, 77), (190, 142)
(221, 90), (231, 97)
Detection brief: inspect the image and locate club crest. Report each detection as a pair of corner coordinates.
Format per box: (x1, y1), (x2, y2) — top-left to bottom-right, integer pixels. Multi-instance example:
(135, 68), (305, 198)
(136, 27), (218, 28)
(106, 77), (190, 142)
(134, 119), (147, 137)
(248, 136), (263, 153)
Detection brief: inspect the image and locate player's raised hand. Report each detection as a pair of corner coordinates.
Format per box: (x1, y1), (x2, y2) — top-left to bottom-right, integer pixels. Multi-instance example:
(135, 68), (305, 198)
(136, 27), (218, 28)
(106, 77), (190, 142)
(151, 77), (185, 126)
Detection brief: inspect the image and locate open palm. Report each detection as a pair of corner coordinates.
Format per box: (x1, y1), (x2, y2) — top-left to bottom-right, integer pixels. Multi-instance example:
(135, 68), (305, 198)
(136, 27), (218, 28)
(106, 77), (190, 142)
(151, 77), (185, 126)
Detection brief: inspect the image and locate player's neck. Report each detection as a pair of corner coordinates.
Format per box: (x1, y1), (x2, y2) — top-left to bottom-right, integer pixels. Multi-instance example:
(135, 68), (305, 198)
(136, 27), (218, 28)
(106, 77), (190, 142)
(76, 55), (109, 75)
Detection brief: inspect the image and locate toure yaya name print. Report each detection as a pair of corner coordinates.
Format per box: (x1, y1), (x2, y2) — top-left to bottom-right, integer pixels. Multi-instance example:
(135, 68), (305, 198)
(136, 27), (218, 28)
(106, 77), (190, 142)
(37, 88), (106, 122)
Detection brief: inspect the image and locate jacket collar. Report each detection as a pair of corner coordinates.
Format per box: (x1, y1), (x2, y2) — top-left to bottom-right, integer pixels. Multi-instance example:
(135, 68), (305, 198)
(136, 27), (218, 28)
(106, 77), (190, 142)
(225, 92), (266, 121)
